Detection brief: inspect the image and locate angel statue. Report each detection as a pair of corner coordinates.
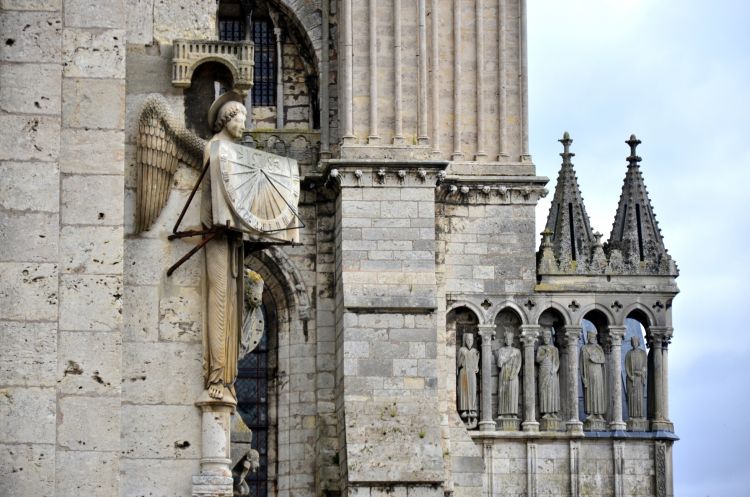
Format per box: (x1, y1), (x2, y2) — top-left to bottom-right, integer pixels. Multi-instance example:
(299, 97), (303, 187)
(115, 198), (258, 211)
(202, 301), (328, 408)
(135, 92), (300, 402)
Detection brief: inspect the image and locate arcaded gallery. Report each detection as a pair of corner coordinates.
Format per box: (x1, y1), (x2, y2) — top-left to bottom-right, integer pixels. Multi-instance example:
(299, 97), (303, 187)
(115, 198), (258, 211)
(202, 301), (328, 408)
(0, 0), (678, 496)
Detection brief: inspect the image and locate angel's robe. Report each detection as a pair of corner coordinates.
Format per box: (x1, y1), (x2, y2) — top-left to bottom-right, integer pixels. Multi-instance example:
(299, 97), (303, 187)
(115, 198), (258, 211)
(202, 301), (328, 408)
(496, 345), (521, 416)
(201, 136), (243, 396)
(580, 342), (607, 416)
(625, 346), (647, 418)
(536, 344), (560, 415)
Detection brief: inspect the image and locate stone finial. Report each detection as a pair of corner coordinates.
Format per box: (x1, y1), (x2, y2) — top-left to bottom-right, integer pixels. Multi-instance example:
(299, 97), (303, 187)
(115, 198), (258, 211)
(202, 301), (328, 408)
(626, 134), (642, 167)
(539, 132), (596, 274)
(607, 134), (675, 275)
(559, 131), (575, 164)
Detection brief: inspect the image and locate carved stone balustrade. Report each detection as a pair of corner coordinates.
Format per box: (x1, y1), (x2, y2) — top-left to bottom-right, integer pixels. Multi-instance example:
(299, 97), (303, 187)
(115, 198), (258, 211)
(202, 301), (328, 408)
(172, 39), (254, 92)
(249, 130), (321, 175)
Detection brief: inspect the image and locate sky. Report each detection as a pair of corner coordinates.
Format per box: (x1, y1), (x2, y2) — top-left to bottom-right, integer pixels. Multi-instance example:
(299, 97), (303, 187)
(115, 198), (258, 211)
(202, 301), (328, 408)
(527, 1), (750, 495)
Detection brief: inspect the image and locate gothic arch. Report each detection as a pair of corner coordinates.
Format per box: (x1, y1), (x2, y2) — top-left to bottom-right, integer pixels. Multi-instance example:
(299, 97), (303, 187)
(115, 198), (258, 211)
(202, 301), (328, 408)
(447, 300), (486, 325)
(190, 58), (239, 89)
(490, 301), (529, 326)
(270, 0), (322, 68)
(622, 302), (656, 328)
(535, 302), (572, 327)
(578, 303), (615, 327)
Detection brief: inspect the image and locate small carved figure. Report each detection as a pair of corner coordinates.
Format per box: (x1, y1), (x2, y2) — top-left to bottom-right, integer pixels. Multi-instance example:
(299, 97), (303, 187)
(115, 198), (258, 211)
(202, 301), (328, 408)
(625, 336), (647, 418)
(495, 331), (522, 417)
(535, 328), (560, 418)
(456, 333), (480, 422)
(240, 269), (265, 358)
(231, 433), (260, 496)
(580, 330), (607, 421)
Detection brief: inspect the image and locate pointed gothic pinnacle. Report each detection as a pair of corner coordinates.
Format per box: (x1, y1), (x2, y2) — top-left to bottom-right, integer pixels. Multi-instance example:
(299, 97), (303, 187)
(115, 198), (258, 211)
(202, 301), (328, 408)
(559, 131), (575, 164)
(626, 134), (642, 167)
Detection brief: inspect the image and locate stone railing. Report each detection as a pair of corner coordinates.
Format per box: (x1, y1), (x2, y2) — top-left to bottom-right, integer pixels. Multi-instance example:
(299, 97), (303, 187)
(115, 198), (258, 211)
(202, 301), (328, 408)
(245, 129), (321, 176)
(172, 39), (254, 91)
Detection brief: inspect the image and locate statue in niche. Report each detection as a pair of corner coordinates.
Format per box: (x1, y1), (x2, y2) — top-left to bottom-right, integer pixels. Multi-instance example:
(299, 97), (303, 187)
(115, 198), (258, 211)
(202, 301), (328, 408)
(456, 332), (480, 426)
(580, 330), (607, 426)
(625, 336), (648, 419)
(495, 331), (522, 419)
(535, 328), (560, 419)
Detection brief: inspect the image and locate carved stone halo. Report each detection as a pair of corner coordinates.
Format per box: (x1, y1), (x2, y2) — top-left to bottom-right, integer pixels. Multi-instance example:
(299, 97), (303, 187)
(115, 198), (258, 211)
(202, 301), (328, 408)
(212, 140), (300, 235)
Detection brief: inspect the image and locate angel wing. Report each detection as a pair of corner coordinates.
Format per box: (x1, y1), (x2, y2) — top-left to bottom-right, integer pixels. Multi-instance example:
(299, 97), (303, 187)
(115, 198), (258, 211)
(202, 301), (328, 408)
(134, 94), (207, 234)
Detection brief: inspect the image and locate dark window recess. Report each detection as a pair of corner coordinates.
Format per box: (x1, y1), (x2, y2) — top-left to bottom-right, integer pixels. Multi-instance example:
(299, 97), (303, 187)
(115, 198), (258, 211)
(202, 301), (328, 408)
(306, 74), (320, 129)
(619, 204), (628, 241)
(635, 203), (644, 261)
(252, 20), (276, 107)
(568, 203), (577, 261)
(219, 18), (245, 41)
(236, 306), (270, 497)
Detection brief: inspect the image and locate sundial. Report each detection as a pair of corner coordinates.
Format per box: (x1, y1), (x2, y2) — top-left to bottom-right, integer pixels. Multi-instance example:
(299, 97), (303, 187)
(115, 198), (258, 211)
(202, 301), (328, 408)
(210, 140), (301, 237)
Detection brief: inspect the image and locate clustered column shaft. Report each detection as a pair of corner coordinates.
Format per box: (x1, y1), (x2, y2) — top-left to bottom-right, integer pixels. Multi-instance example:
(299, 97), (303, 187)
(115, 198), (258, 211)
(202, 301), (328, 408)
(520, 325), (540, 432)
(477, 325), (496, 431)
(607, 326), (627, 431)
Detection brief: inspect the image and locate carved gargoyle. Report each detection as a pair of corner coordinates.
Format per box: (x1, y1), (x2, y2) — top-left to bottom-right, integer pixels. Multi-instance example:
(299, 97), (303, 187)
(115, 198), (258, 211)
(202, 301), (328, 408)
(134, 94), (206, 234)
(232, 448), (260, 496)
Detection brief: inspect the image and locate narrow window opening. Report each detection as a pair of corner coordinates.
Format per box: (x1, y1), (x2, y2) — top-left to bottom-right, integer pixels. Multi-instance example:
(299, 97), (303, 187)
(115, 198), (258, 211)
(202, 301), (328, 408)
(568, 203), (577, 261)
(252, 19), (276, 107)
(635, 203), (644, 261)
(549, 203), (560, 240)
(619, 204), (628, 241)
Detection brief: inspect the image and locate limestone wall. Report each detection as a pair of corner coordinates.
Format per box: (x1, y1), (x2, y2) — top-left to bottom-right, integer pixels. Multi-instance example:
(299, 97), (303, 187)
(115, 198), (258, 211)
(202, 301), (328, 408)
(0, 1), (127, 496)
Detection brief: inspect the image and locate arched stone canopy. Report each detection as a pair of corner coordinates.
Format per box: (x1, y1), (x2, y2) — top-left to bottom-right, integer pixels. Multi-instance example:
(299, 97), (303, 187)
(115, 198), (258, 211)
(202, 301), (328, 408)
(491, 301), (529, 327)
(535, 303), (572, 328)
(447, 300), (486, 325)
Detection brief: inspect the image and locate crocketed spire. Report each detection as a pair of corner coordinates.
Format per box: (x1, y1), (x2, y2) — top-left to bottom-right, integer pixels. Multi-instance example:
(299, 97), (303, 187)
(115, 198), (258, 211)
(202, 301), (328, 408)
(607, 135), (672, 272)
(543, 132), (595, 270)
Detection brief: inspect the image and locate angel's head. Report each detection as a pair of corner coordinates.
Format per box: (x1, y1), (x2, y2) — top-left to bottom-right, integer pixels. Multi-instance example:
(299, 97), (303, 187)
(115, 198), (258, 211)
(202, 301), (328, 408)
(208, 90), (246, 138)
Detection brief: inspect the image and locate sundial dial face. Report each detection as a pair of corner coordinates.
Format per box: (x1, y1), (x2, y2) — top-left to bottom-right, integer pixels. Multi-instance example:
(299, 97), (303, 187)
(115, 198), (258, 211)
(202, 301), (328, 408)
(212, 141), (300, 235)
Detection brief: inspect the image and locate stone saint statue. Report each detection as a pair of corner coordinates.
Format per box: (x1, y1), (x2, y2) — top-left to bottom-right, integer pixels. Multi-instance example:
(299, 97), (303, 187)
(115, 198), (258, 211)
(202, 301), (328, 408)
(201, 92), (249, 401)
(495, 331), (522, 418)
(625, 336), (647, 419)
(456, 332), (480, 423)
(580, 330), (607, 424)
(535, 328), (560, 418)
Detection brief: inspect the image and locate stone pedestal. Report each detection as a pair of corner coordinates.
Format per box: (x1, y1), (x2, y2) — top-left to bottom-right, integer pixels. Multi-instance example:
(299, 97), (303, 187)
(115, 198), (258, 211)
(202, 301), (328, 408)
(583, 415), (607, 432)
(496, 415), (520, 431)
(192, 389), (237, 497)
(627, 417), (649, 432)
(540, 416), (562, 432)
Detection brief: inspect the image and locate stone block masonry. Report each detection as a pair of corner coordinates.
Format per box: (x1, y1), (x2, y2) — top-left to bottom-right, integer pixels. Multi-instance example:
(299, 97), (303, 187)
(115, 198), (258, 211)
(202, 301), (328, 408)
(0, 2), (127, 497)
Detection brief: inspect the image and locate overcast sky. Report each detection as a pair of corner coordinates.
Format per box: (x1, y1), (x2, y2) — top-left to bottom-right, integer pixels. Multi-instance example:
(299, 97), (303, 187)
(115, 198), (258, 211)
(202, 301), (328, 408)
(527, 1), (750, 495)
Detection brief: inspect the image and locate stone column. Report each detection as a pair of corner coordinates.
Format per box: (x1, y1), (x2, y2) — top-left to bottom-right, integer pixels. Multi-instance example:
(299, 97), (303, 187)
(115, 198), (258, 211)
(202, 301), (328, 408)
(477, 325), (496, 431)
(649, 327), (673, 431)
(563, 326), (584, 434)
(274, 27), (284, 129)
(192, 393), (237, 497)
(520, 325), (539, 432)
(607, 326), (627, 431)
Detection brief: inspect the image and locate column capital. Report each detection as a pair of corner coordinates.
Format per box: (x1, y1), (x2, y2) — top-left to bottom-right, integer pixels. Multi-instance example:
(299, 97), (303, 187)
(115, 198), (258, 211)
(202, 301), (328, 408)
(477, 324), (496, 344)
(607, 325), (626, 345)
(519, 324), (540, 346)
(562, 326), (582, 345)
(649, 326), (673, 340)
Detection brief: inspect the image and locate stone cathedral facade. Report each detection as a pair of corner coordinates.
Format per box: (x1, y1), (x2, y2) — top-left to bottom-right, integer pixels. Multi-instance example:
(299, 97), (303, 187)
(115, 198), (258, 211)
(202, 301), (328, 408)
(0, 0), (678, 496)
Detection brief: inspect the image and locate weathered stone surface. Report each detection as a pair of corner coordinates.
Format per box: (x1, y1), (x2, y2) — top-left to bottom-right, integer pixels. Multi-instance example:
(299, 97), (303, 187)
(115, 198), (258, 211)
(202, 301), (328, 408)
(55, 450), (119, 497)
(0, 115), (60, 161)
(123, 284), (159, 342)
(59, 225), (123, 274)
(124, 237), (201, 287)
(0, 321), (57, 387)
(60, 127), (123, 174)
(62, 78), (126, 129)
(158, 285), (201, 342)
(120, 458), (197, 497)
(123, 341), (202, 404)
(0, 444), (55, 497)
(63, 0), (126, 28)
(0, 12), (62, 63)
(58, 275), (122, 331)
(57, 396), (120, 451)
(0, 63), (61, 115)
(61, 174), (124, 225)
(125, 0), (154, 45)
(121, 404), (201, 459)
(57, 331), (121, 395)
(0, 387), (56, 443)
(0, 211), (58, 262)
(0, 0), (60, 9)
(62, 29), (126, 78)
(0, 162), (59, 212)
(0, 263), (58, 321)
(124, 46), (173, 94)
(152, 0), (215, 43)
